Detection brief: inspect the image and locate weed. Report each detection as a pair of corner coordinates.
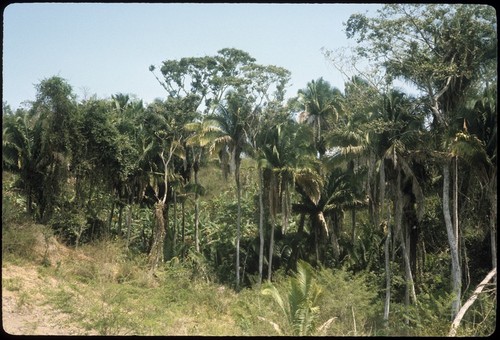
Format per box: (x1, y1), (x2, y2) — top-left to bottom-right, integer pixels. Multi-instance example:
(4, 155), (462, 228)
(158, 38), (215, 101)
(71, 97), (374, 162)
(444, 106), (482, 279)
(17, 291), (31, 309)
(3, 277), (23, 291)
(2, 221), (38, 262)
(46, 288), (76, 314)
(41, 226), (54, 267)
(83, 285), (134, 335)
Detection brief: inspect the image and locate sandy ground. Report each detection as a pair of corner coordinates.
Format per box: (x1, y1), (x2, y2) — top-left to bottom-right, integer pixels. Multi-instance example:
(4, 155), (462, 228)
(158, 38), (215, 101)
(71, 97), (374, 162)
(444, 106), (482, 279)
(2, 229), (98, 336)
(2, 263), (96, 336)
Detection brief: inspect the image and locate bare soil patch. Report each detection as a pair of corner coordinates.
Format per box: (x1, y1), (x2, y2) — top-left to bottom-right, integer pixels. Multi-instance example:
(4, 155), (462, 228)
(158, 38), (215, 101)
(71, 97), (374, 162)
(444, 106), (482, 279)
(2, 230), (97, 336)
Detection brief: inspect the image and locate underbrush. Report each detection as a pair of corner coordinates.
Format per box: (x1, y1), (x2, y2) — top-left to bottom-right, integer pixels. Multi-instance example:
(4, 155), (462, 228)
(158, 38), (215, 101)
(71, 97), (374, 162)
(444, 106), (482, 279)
(3, 223), (380, 336)
(2, 192), (39, 264)
(2, 214), (495, 336)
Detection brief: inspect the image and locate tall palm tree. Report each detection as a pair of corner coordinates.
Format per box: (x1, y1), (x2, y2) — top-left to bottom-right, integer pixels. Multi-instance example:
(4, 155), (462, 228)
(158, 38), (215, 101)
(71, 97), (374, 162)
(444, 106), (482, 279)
(452, 85), (497, 271)
(297, 78), (342, 157)
(344, 4), (496, 319)
(376, 90), (426, 318)
(258, 121), (317, 280)
(293, 166), (361, 266)
(208, 90), (252, 290)
(185, 118), (222, 253)
(329, 81), (426, 319)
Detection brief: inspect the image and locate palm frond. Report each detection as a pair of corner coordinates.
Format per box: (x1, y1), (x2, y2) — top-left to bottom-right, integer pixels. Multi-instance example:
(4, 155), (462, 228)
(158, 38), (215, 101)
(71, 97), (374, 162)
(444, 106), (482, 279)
(295, 169), (323, 205)
(262, 284), (288, 319)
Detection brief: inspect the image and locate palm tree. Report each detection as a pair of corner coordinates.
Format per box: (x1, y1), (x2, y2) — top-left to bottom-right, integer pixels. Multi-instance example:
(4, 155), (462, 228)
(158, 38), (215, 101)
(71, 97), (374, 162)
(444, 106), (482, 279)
(258, 121), (317, 279)
(451, 85), (497, 271)
(208, 90), (252, 290)
(2, 109), (39, 215)
(185, 118), (222, 253)
(297, 78), (342, 157)
(363, 89), (425, 320)
(328, 81), (426, 319)
(109, 95), (146, 240)
(293, 165), (361, 266)
(344, 4), (496, 319)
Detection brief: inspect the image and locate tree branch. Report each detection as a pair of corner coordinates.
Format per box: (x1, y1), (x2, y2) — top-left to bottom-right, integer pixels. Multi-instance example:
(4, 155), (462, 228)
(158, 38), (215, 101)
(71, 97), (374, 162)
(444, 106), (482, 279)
(448, 267), (497, 336)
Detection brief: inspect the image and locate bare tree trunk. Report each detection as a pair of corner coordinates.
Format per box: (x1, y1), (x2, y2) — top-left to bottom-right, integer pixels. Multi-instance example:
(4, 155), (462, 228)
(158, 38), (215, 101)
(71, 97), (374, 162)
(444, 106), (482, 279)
(26, 184), (33, 215)
(149, 146), (176, 271)
(181, 200), (186, 260)
(163, 202), (171, 261)
(268, 172), (277, 281)
(488, 172), (497, 275)
(298, 213), (305, 234)
(149, 202), (166, 274)
(395, 171), (417, 307)
(281, 181), (290, 235)
(173, 190), (177, 256)
(268, 220), (275, 281)
(313, 214), (325, 264)
(194, 165), (200, 253)
(453, 156), (459, 264)
(235, 160), (242, 291)
(368, 151), (379, 228)
(107, 200), (115, 237)
(443, 162), (462, 319)
(328, 213), (340, 262)
(383, 220), (391, 324)
(351, 209), (356, 246)
(379, 157), (385, 225)
(380, 159), (391, 324)
(117, 204), (123, 236)
(258, 168), (265, 286)
(126, 204), (133, 249)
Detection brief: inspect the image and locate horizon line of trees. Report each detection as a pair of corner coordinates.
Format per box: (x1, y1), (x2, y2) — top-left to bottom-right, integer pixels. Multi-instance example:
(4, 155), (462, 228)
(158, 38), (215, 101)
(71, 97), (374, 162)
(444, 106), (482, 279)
(3, 4), (496, 329)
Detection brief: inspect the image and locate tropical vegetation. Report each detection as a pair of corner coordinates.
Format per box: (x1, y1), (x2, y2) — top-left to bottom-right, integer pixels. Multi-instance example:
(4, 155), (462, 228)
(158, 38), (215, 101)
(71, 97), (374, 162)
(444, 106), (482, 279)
(2, 4), (496, 336)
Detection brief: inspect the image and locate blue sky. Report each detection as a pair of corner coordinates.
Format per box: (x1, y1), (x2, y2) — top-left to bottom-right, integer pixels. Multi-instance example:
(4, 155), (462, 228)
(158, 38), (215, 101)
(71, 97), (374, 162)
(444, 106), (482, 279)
(3, 3), (382, 110)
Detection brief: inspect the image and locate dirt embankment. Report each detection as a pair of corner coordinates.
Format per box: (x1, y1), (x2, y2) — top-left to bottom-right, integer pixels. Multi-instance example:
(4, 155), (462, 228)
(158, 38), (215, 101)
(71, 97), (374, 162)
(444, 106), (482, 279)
(2, 229), (97, 336)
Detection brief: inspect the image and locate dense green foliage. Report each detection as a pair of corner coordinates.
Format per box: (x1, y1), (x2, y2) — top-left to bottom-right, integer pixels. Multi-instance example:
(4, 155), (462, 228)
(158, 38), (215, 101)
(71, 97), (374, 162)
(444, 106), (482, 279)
(2, 4), (496, 336)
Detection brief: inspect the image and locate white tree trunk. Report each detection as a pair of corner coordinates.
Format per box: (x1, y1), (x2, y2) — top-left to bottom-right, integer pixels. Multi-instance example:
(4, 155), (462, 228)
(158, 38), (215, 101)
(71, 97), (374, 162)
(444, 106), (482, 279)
(395, 171), (417, 306)
(488, 172), (497, 274)
(448, 267), (496, 336)
(194, 166), (200, 253)
(126, 204), (133, 249)
(235, 165), (241, 290)
(258, 168), (265, 285)
(380, 160), (391, 323)
(443, 162), (462, 319)
(268, 220), (275, 281)
(383, 221), (391, 323)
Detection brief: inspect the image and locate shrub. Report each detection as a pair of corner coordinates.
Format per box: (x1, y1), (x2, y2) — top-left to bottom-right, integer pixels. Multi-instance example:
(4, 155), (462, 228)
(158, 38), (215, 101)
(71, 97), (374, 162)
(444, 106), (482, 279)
(315, 267), (380, 336)
(49, 208), (87, 247)
(2, 220), (38, 262)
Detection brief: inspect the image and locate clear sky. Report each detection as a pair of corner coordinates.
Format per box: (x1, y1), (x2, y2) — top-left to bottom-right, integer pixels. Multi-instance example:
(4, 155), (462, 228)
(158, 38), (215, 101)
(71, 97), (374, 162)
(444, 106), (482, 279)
(3, 3), (382, 110)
